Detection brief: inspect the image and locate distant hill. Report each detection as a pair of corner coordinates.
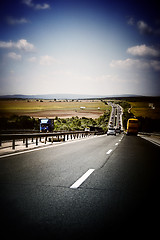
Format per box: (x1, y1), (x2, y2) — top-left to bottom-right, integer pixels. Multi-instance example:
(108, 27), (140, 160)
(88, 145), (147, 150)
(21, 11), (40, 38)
(0, 93), (144, 100)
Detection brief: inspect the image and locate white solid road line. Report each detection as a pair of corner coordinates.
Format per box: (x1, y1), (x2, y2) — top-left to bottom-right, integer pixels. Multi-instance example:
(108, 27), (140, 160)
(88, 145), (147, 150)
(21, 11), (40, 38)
(70, 169), (95, 189)
(0, 144), (56, 159)
(115, 143), (118, 145)
(106, 149), (112, 155)
(140, 136), (160, 147)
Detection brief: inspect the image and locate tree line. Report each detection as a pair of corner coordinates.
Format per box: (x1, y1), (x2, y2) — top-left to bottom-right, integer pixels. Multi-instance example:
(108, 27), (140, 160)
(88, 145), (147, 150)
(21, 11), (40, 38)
(0, 110), (111, 133)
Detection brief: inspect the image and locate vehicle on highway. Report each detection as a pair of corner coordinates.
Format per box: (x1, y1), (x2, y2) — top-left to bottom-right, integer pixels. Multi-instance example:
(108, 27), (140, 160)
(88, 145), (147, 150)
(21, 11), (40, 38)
(126, 118), (138, 135)
(116, 127), (121, 134)
(40, 119), (54, 132)
(107, 127), (116, 136)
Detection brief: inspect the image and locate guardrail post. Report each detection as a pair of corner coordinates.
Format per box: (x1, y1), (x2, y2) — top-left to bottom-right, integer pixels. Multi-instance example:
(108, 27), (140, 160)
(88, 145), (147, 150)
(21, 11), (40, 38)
(12, 139), (15, 149)
(26, 137), (28, 148)
(0, 131), (97, 151)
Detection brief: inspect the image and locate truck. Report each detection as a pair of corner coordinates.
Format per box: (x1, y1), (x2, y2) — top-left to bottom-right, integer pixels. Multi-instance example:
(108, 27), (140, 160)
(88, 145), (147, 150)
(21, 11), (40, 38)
(40, 119), (54, 132)
(126, 118), (138, 135)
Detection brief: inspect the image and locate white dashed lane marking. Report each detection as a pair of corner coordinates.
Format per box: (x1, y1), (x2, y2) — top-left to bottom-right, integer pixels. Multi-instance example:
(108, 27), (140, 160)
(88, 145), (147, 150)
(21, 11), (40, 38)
(70, 169), (95, 189)
(106, 149), (112, 155)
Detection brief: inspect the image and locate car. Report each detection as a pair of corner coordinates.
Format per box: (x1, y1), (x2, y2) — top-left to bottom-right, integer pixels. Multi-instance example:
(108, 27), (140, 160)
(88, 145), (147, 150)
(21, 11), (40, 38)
(115, 128), (121, 133)
(107, 127), (116, 136)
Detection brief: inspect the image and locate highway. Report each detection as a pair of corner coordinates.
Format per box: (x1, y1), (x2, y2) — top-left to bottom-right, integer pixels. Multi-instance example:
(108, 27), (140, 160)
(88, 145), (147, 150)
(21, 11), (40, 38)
(107, 102), (123, 130)
(0, 132), (160, 239)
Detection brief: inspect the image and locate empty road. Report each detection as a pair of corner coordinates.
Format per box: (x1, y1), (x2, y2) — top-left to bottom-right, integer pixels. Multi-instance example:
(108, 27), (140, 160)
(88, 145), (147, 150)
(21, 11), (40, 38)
(0, 134), (160, 239)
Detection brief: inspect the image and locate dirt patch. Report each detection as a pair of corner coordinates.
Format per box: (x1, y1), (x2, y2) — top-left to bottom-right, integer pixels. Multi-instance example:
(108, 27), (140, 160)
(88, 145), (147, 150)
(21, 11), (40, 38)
(18, 110), (105, 119)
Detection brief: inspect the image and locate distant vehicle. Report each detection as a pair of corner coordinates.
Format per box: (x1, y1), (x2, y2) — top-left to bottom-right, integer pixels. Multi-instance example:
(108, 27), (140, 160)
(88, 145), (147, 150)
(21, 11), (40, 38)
(40, 119), (54, 132)
(107, 127), (116, 136)
(116, 127), (121, 133)
(126, 118), (138, 135)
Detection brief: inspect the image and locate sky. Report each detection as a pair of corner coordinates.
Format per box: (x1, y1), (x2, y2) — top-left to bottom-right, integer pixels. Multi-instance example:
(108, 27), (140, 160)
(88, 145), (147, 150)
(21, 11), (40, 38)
(0, 0), (160, 96)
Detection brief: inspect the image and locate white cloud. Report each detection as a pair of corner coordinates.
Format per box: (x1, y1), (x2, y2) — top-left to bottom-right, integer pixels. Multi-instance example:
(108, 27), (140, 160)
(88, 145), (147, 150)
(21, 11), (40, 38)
(128, 18), (160, 36)
(16, 39), (35, 51)
(127, 17), (135, 26)
(0, 39), (35, 52)
(110, 58), (160, 71)
(110, 58), (140, 68)
(28, 56), (37, 62)
(22, 0), (50, 10)
(40, 55), (58, 65)
(6, 16), (29, 25)
(22, 0), (33, 7)
(35, 3), (50, 10)
(127, 44), (160, 57)
(0, 41), (13, 48)
(7, 52), (22, 61)
(150, 60), (160, 71)
(127, 17), (160, 35)
(137, 21), (153, 35)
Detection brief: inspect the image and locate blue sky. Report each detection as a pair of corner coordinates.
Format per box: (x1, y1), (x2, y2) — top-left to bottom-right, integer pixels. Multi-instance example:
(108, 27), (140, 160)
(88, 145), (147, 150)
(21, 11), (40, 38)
(0, 0), (160, 96)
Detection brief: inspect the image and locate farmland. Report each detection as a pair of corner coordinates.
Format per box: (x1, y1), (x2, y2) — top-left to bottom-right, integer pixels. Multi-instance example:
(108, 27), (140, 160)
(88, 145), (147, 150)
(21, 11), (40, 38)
(0, 99), (110, 119)
(110, 97), (160, 132)
(129, 101), (160, 119)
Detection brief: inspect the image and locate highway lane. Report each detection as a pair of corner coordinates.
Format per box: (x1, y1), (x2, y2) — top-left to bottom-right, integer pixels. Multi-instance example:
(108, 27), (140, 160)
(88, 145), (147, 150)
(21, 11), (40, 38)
(116, 104), (122, 128)
(0, 134), (122, 187)
(107, 102), (122, 130)
(0, 134), (160, 239)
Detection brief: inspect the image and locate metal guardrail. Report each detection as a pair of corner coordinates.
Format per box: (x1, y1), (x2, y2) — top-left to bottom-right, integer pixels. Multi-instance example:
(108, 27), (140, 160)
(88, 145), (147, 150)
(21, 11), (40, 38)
(0, 131), (99, 150)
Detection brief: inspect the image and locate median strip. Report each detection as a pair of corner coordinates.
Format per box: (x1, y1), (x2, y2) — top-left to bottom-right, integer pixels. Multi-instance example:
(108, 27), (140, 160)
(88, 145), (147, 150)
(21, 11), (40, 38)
(70, 169), (95, 189)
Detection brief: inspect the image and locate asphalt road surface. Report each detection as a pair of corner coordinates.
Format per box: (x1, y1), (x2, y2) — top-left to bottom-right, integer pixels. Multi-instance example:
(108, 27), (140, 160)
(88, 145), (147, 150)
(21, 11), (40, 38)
(107, 102), (122, 130)
(0, 134), (160, 239)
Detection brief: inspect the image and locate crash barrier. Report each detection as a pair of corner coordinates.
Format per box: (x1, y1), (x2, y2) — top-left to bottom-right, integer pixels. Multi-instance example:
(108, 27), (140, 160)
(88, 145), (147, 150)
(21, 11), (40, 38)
(0, 131), (98, 150)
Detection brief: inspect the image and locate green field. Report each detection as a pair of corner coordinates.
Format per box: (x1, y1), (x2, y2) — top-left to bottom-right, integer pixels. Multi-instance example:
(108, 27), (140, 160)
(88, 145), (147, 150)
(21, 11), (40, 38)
(0, 99), (111, 119)
(129, 101), (160, 119)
